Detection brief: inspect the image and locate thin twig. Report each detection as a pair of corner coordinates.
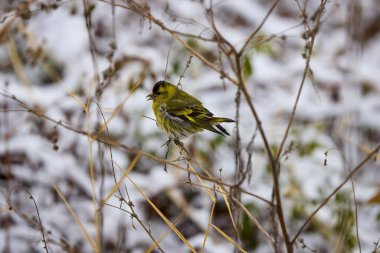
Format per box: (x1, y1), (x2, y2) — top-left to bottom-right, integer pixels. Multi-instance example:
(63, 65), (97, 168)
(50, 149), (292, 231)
(178, 55), (193, 86)
(8, 186), (50, 253)
(275, 0), (328, 162)
(99, 0), (239, 85)
(232, 197), (276, 251)
(0, 89), (273, 205)
(351, 176), (362, 253)
(82, 0), (100, 87)
(233, 50), (289, 251)
(164, 35), (174, 81)
(291, 143), (380, 244)
(239, 0), (280, 55)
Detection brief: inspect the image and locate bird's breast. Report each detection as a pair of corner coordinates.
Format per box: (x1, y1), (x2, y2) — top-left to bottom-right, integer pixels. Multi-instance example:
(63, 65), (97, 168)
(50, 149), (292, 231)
(155, 103), (192, 139)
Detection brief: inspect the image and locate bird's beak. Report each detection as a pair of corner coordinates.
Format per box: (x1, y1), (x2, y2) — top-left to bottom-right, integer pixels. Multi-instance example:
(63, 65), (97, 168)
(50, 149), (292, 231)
(146, 93), (155, 101)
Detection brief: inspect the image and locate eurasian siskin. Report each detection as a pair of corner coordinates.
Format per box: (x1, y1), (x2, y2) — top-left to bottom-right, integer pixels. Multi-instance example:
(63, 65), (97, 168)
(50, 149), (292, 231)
(146, 81), (234, 140)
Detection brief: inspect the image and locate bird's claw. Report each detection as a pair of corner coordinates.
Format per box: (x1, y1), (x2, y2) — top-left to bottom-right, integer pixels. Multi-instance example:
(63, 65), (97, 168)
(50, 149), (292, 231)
(161, 139), (172, 148)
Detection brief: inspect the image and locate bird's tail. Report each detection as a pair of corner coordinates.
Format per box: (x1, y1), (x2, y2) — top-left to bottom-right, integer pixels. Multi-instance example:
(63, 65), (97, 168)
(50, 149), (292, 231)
(210, 117), (235, 136)
(211, 117), (235, 124)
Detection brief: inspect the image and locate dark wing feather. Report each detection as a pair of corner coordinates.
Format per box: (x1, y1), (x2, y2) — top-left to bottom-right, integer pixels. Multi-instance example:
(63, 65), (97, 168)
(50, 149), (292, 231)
(215, 124), (230, 136)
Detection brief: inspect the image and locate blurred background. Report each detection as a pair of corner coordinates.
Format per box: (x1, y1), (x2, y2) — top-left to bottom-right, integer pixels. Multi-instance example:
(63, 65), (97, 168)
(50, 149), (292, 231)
(0, 0), (380, 252)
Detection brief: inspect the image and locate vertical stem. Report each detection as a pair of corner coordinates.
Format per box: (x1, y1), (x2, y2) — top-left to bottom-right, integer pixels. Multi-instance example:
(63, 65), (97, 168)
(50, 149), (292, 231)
(234, 53), (292, 253)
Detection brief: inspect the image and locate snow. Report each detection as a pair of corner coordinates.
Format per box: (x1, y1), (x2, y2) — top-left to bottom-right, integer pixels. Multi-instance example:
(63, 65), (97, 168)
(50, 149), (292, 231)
(1, 0), (380, 252)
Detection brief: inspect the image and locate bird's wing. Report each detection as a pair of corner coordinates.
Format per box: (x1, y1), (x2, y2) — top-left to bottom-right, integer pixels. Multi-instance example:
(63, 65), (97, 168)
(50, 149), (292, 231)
(165, 99), (226, 136)
(165, 99), (213, 123)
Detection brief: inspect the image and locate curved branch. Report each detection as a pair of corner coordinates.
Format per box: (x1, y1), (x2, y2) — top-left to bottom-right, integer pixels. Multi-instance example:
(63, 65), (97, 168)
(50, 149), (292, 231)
(291, 143), (380, 244)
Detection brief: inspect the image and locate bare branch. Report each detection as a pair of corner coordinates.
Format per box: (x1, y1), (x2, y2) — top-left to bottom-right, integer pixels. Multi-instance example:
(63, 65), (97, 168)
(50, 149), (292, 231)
(239, 0), (280, 55)
(291, 143), (380, 244)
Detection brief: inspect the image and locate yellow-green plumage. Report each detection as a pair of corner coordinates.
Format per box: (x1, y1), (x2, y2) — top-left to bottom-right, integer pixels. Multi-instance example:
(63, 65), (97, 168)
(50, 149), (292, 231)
(146, 81), (234, 140)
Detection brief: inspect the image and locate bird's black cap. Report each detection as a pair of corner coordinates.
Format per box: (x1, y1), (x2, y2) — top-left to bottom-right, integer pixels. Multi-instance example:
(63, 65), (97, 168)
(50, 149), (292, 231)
(152, 80), (166, 94)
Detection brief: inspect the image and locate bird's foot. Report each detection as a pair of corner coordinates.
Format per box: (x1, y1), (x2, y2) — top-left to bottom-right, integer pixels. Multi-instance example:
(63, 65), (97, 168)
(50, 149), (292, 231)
(161, 139), (190, 172)
(162, 139), (172, 172)
(161, 138), (172, 148)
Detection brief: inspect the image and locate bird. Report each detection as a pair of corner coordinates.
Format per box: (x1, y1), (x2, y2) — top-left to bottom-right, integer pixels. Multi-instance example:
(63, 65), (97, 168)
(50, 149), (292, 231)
(146, 80), (234, 141)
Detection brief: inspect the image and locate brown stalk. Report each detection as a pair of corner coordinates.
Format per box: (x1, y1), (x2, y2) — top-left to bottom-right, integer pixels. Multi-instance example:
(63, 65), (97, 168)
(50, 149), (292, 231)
(291, 143), (380, 244)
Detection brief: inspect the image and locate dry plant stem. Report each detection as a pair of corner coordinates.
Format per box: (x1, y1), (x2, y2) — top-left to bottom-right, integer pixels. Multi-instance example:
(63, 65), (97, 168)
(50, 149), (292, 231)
(206, 4), (237, 56)
(82, 0), (100, 87)
(189, 158), (272, 251)
(106, 203), (166, 253)
(178, 55), (193, 85)
(92, 100), (165, 253)
(128, 176), (197, 252)
(53, 182), (98, 251)
(3, 2), (284, 251)
(275, 0), (327, 162)
(0, 90), (272, 204)
(111, 0), (116, 42)
(0, 94), (165, 251)
(172, 32), (237, 85)
(233, 88), (244, 184)
(185, 167), (272, 205)
(340, 146), (362, 253)
(92, 101), (106, 253)
(185, 181), (237, 196)
(256, 2), (326, 250)
(232, 197), (275, 251)
(373, 238), (380, 252)
(206, 0), (290, 249)
(164, 36), (174, 81)
(205, 0), (288, 249)
(291, 143), (380, 244)
(108, 181), (166, 253)
(8, 186), (50, 253)
(2, 84), (11, 188)
(205, 1), (293, 249)
(96, 143), (105, 253)
(189, 159), (268, 246)
(234, 52), (291, 252)
(1, 88), (272, 208)
(268, 206), (279, 252)
(0, 90), (91, 136)
(238, 0), (280, 54)
(351, 176), (362, 253)
(145, 213), (185, 253)
(202, 201), (216, 253)
(84, 104), (100, 252)
(2, 81), (273, 248)
(170, 29), (216, 42)
(99, 0), (238, 85)
(210, 224), (248, 253)
(232, 88), (244, 247)
(332, 149), (362, 252)
(91, 99), (125, 201)
(1, 89), (308, 252)
(124, 187), (166, 253)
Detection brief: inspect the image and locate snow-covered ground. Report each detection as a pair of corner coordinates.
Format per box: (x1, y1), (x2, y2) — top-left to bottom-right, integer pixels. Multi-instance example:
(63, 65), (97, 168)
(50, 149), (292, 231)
(1, 0), (379, 252)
